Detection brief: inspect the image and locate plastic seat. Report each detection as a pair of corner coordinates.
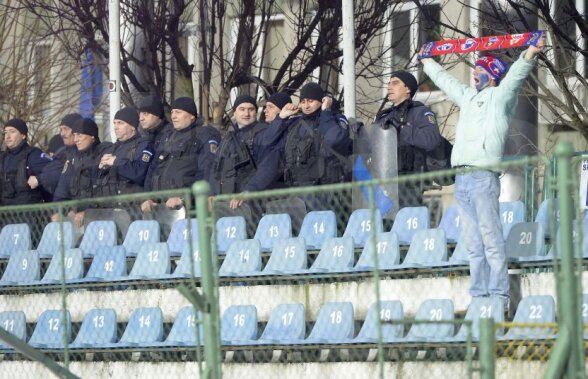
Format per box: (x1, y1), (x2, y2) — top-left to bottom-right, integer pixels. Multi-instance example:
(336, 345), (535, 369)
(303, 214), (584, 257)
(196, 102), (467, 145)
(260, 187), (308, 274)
(219, 239), (262, 276)
(499, 201), (525, 239)
(159, 306), (204, 346)
(0, 311), (27, 349)
(390, 206), (430, 245)
(216, 216), (247, 254)
(127, 242), (171, 279)
(0, 250), (40, 285)
(76, 246), (127, 282)
(438, 204), (461, 244)
(255, 303), (306, 344)
(501, 295), (556, 340)
(354, 232), (400, 271)
(445, 238), (469, 266)
(309, 237), (354, 273)
(399, 229), (448, 268)
(172, 245), (202, 278)
(70, 308), (117, 348)
(114, 307), (164, 347)
(254, 213), (292, 252)
(262, 237), (307, 275)
(79, 221), (117, 258)
(505, 222), (545, 261)
(298, 211), (337, 250)
(354, 301), (404, 343)
(450, 297), (505, 342)
(167, 218), (199, 257)
(35, 221), (75, 259)
(39, 248), (84, 284)
(29, 309), (72, 349)
(343, 209), (383, 248)
(221, 305), (258, 345)
(0, 223), (31, 258)
(301, 302), (354, 344)
(123, 220), (160, 257)
(535, 199), (560, 240)
(404, 299), (454, 341)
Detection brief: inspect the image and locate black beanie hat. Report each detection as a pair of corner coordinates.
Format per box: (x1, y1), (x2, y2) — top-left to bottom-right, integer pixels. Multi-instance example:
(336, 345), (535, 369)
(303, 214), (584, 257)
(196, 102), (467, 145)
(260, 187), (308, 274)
(390, 71), (419, 98)
(138, 95), (165, 118)
(300, 83), (324, 102)
(233, 94), (257, 111)
(114, 107), (140, 128)
(72, 118), (99, 139)
(171, 97), (198, 117)
(60, 113), (83, 128)
(48, 134), (65, 154)
(266, 92), (292, 110)
(5, 118), (28, 135)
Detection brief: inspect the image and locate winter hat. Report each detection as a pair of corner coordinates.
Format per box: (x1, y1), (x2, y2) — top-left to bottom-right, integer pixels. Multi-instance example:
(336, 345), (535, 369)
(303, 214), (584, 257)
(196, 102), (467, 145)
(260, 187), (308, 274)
(72, 118), (99, 139)
(138, 95), (165, 118)
(60, 113), (83, 128)
(48, 134), (65, 154)
(475, 55), (508, 81)
(171, 97), (198, 117)
(114, 107), (140, 128)
(233, 94), (257, 111)
(266, 92), (292, 110)
(299, 83), (324, 102)
(5, 118), (28, 135)
(390, 71), (419, 98)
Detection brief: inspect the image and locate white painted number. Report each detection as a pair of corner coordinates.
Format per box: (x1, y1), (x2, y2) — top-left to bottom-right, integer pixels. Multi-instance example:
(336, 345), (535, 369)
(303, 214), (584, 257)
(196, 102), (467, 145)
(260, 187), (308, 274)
(104, 260), (114, 272)
(429, 309), (442, 321)
(98, 229), (105, 241)
(502, 211), (514, 224)
(233, 313), (245, 327)
(186, 315), (196, 327)
(147, 250), (159, 263)
(423, 238), (435, 251)
(193, 250), (201, 262)
(139, 315), (151, 328)
(284, 246), (296, 258)
(529, 305), (543, 320)
(225, 226), (236, 238)
(12, 234), (19, 245)
(380, 308), (392, 321)
(139, 229), (150, 241)
(332, 244), (344, 257)
(407, 217), (418, 230)
(329, 310), (342, 324)
(313, 222), (325, 234)
(376, 241), (388, 255)
(281, 312), (294, 326)
(56, 231), (62, 242)
(182, 229), (189, 240)
(519, 232), (532, 245)
(48, 318), (60, 331)
(480, 306), (492, 318)
(3, 319), (14, 332)
(582, 303), (588, 318)
(360, 220), (371, 232)
(64, 257), (73, 269)
(269, 225), (279, 238)
(92, 315), (105, 328)
(239, 249), (250, 262)
(21, 259), (28, 270)
(455, 216), (460, 228)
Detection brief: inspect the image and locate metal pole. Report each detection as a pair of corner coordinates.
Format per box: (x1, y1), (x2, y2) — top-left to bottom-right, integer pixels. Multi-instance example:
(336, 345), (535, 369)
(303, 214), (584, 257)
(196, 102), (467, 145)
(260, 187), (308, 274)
(108, 0), (121, 142)
(193, 181), (222, 379)
(341, 0), (356, 118)
(479, 318), (495, 379)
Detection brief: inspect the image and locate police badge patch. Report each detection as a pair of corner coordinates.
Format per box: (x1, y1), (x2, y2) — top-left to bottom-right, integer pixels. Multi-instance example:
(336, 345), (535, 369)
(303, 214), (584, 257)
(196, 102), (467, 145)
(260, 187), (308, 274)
(424, 111), (436, 124)
(209, 140), (218, 154)
(141, 150), (153, 162)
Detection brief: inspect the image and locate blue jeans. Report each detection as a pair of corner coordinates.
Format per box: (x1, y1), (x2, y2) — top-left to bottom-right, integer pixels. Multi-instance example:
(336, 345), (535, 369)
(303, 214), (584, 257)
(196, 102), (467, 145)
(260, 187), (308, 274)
(455, 171), (509, 298)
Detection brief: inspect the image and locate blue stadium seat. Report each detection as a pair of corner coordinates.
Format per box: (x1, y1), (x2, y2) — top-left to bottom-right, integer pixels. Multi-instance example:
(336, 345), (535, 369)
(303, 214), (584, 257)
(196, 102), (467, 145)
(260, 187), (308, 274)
(216, 216), (247, 254)
(343, 209), (383, 248)
(254, 213), (292, 252)
(115, 307), (164, 347)
(404, 299), (455, 341)
(159, 306), (204, 346)
(219, 239), (262, 276)
(0, 311), (27, 349)
(221, 305), (258, 345)
(255, 303), (305, 344)
(262, 237), (307, 275)
(0, 223), (31, 258)
(172, 245), (202, 278)
(400, 229), (448, 268)
(123, 220), (160, 257)
(499, 201), (525, 239)
(302, 302), (354, 344)
(39, 248), (84, 284)
(298, 211), (337, 250)
(0, 250), (39, 285)
(35, 221), (75, 259)
(445, 239), (469, 266)
(390, 206), (430, 245)
(79, 221), (117, 258)
(501, 295), (556, 340)
(450, 297), (504, 342)
(354, 301), (404, 343)
(582, 294), (588, 339)
(29, 309), (72, 349)
(505, 222), (545, 261)
(76, 246), (127, 283)
(354, 232), (400, 271)
(438, 204), (461, 244)
(70, 308), (117, 348)
(535, 199), (559, 240)
(127, 242), (171, 279)
(167, 218), (199, 257)
(309, 237), (354, 273)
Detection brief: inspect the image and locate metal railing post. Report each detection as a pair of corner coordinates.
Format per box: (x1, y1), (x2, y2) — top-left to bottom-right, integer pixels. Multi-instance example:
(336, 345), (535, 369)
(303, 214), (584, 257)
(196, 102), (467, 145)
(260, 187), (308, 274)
(479, 318), (495, 379)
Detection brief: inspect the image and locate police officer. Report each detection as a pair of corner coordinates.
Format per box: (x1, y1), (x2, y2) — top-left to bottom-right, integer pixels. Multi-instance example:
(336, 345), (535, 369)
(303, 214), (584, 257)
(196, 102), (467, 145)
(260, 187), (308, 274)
(374, 70), (442, 206)
(211, 94), (279, 209)
(141, 97), (220, 212)
(138, 94), (171, 155)
(97, 107), (153, 197)
(0, 118), (51, 205)
(263, 92), (292, 123)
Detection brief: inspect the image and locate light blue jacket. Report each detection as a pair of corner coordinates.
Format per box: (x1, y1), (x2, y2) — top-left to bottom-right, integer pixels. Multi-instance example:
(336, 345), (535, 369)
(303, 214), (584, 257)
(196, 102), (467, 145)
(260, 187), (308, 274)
(423, 52), (536, 167)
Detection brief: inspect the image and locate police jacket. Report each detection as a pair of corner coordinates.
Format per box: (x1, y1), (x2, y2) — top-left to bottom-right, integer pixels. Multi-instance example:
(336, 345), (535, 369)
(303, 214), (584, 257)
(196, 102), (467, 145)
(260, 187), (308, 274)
(211, 121), (279, 195)
(0, 141), (51, 205)
(145, 118), (220, 192)
(96, 133), (153, 197)
(375, 99), (441, 174)
(37, 145), (77, 199)
(139, 119), (172, 159)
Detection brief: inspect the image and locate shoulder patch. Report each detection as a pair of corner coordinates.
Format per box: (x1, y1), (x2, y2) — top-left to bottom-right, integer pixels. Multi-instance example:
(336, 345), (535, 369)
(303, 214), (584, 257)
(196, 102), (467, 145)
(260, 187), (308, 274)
(141, 153), (152, 163)
(40, 152), (52, 161)
(424, 111), (436, 124)
(208, 140), (218, 154)
(62, 160), (69, 174)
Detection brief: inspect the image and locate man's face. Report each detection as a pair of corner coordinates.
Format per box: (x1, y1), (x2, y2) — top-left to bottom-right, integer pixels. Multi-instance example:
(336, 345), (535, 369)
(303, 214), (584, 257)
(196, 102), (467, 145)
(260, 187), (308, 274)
(300, 99), (321, 115)
(234, 103), (257, 127)
(139, 112), (161, 130)
(171, 109), (195, 130)
(114, 119), (136, 141)
(3, 127), (26, 149)
(263, 102), (280, 123)
(73, 133), (95, 151)
(59, 125), (74, 146)
(387, 77), (411, 105)
(473, 66), (496, 91)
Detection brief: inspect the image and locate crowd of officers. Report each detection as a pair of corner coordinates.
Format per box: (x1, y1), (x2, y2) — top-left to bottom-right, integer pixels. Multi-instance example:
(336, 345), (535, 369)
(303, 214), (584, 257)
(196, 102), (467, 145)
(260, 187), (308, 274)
(0, 73), (443, 226)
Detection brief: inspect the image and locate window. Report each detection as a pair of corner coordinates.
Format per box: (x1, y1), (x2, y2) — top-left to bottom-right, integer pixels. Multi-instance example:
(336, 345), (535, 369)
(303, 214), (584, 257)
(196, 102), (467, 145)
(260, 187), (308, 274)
(31, 43), (52, 114)
(257, 17), (288, 85)
(553, 0), (586, 77)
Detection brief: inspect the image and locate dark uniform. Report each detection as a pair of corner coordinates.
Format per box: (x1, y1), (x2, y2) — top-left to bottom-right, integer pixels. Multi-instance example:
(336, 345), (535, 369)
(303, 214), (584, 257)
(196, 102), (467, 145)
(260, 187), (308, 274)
(37, 145), (77, 199)
(0, 141), (51, 205)
(139, 118), (172, 160)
